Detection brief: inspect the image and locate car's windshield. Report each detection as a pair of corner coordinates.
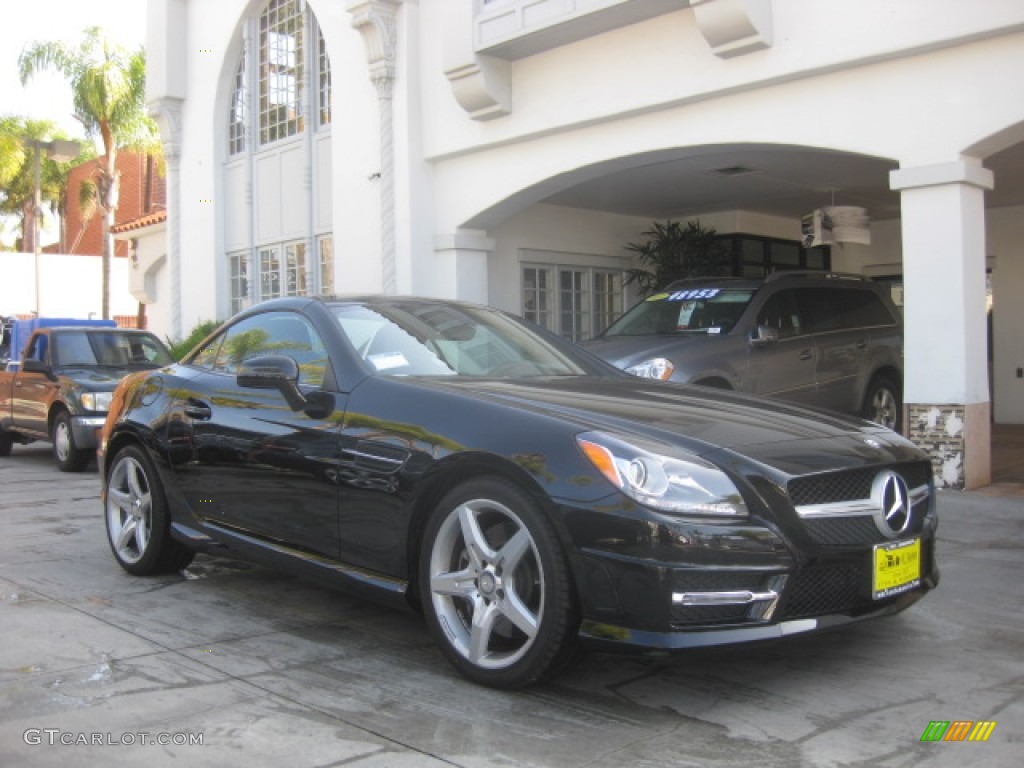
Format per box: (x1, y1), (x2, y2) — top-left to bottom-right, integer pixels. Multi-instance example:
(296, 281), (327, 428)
(332, 302), (594, 377)
(603, 287), (756, 337)
(54, 331), (174, 368)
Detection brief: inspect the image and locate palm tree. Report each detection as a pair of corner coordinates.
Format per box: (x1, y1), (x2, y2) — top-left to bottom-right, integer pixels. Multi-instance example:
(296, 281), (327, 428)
(19, 26), (160, 319)
(0, 116), (90, 252)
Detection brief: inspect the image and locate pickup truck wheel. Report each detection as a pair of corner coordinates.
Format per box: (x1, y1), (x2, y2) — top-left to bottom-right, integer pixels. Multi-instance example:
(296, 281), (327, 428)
(0, 431), (12, 457)
(105, 445), (194, 575)
(52, 411), (91, 472)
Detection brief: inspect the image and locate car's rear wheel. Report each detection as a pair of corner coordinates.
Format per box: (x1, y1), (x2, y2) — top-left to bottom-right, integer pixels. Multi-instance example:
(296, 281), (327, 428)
(862, 375), (902, 431)
(52, 410), (91, 472)
(105, 445), (194, 575)
(0, 430), (12, 457)
(420, 477), (578, 689)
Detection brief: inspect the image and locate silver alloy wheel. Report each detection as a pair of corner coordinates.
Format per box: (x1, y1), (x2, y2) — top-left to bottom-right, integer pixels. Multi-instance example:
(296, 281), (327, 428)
(871, 387), (898, 429)
(428, 498), (544, 671)
(105, 455), (153, 565)
(54, 418), (73, 462)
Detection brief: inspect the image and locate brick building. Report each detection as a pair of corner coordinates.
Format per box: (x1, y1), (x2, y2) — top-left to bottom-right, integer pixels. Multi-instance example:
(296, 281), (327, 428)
(48, 152), (165, 257)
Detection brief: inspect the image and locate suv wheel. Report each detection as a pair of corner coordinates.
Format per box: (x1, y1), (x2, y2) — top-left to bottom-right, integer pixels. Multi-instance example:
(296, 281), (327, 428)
(862, 375), (901, 432)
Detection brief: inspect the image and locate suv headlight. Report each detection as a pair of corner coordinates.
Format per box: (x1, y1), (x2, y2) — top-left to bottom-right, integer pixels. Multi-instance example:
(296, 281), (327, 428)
(80, 392), (113, 411)
(624, 357), (674, 381)
(577, 432), (747, 517)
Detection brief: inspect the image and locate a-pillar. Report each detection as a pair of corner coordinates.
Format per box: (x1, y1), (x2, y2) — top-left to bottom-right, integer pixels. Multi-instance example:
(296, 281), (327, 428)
(434, 230), (494, 305)
(890, 158), (994, 489)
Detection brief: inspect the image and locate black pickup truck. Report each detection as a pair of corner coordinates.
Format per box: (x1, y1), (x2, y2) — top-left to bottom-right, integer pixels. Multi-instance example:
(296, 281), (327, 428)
(0, 326), (174, 471)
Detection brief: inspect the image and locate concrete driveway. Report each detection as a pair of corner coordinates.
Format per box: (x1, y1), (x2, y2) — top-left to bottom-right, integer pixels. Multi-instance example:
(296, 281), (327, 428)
(1, 442), (1021, 767)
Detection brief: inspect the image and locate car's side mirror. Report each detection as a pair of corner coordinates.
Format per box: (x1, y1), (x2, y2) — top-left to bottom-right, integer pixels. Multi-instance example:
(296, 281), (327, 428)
(21, 359), (55, 378)
(237, 355), (331, 418)
(750, 325), (780, 347)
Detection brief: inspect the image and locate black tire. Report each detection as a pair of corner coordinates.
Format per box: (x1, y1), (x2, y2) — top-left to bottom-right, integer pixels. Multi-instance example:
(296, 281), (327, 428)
(51, 410), (92, 472)
(419, 477), (578, 689)
(861, 375), (902, 432)
(0, 430), (12, 457)
(104, 444), (194, 576)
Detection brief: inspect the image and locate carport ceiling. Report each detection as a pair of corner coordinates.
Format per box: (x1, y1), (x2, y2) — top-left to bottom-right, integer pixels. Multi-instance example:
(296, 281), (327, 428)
(542, 145), (1024, 222)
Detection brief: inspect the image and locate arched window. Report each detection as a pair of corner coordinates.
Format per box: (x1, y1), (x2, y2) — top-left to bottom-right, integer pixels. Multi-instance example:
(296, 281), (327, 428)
(224, 0), (333, 316)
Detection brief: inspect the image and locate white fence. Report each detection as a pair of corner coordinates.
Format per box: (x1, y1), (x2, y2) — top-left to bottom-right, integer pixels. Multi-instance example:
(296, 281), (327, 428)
(0, 251), (137, 320)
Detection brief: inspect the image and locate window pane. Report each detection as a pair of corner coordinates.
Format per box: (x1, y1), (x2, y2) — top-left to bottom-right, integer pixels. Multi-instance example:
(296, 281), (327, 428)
(521, 266), (552, 330)
(319, 237), (334, 294)
(230, 252), (250, 314)
(229, 48), (248, 155)
(260, 247), (281, 299)
(592, 270), (622, 336)
(259, 0), (305, 145)
(286, 241), (307, 296)
(318, 27), (331, 126)
(559, 269), (587, 342)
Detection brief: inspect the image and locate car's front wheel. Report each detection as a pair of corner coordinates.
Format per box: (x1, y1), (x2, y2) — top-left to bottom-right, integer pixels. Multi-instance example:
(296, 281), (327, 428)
(420, 477), (578, 689)
(105, 445), (194, 575)
(52, 410), (91, 472)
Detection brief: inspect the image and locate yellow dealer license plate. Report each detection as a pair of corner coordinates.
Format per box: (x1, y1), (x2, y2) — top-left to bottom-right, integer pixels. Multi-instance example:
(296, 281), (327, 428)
(873, 538), (921, 600)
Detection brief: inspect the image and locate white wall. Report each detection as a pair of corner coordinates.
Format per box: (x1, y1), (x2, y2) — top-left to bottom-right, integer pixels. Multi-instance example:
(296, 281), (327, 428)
(989, 205), (1024, 423)
(0, 252), (136, 320)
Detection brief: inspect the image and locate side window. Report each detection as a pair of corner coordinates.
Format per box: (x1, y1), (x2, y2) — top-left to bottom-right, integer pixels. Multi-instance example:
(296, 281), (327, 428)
(756, 289), (803, 339)
(25, 334), (49, 363)
(798, 287), (843, 333)
(842, 288), (897, 328)
(214, 312), (328, 387)
(800, 287), (896, 332)
(190, 334), (225, 370)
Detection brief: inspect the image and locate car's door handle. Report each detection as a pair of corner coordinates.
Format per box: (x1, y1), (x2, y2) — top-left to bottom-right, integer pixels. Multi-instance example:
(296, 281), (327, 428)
(856, 339), (868, 350)
(184, 399), (212, 420)
(799, 349), (814, 361)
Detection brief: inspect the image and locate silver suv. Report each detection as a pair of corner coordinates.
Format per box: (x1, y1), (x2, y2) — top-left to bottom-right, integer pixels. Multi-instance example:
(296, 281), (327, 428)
(581, 272), (904, 429)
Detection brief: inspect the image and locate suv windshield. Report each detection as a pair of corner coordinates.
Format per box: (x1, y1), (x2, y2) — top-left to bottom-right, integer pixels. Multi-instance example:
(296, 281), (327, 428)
(603, 287), (757, 337)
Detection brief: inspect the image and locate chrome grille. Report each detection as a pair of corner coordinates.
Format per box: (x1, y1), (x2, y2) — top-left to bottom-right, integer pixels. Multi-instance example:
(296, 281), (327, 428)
(787, 461), (931, 507)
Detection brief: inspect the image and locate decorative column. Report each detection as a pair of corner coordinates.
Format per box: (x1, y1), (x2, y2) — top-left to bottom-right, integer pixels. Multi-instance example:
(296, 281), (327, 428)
(890, 158), (994, 489)
(149, 97), (184, 341)
(434, 230), (494, 304)
(348, 0), (400, 294)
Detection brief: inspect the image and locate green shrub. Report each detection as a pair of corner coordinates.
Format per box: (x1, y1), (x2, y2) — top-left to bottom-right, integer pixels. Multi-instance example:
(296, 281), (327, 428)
(167, 319), (221, 361)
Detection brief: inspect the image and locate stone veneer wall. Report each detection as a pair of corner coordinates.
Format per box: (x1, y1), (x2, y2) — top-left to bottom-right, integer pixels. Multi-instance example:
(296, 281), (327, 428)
(908, 404), (967, 488)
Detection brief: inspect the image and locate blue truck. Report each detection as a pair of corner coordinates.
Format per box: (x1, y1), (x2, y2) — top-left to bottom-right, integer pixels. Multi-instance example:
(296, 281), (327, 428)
(0, 320), (175, 471)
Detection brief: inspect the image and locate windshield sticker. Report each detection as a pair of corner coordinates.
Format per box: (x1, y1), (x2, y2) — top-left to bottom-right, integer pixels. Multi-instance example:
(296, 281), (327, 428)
(646, 292), (670, 302)
(666, 288), (721, 301)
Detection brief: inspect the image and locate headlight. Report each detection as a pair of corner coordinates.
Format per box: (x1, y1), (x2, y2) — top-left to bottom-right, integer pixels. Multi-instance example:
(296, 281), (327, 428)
(577, 431), (747, 517)
(624, 357), (674, 381)
(80, 392), (113, 411)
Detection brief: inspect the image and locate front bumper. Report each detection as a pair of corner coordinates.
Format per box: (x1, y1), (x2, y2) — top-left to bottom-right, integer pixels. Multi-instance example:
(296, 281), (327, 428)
(71, 415), (107, 449)
(558, 479), (939, 652)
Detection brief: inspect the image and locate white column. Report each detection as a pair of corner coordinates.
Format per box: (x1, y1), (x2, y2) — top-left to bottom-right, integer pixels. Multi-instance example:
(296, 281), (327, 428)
(434, 230), (494, 305)
(890, 158), (994, 489)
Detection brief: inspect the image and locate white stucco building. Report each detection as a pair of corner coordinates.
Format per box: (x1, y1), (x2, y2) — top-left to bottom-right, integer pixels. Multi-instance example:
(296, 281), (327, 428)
(142, 0), (1024, 488)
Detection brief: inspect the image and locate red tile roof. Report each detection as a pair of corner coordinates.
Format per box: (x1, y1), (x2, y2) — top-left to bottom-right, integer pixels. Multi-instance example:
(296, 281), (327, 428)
(110, 210), (167, 234)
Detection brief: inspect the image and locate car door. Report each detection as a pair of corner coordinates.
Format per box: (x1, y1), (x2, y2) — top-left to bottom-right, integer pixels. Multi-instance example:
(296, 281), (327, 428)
(13, 333), (55, 435)
(746, 288), (819, 406)
(799, 287), (873, 413)
(166, 310), (345, 559)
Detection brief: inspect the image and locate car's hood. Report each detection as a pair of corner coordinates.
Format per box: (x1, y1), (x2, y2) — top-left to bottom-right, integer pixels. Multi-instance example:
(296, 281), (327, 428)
(580, 333), (723, 367)
(412, 376), (918, 473)
(57, 366), (148, 389)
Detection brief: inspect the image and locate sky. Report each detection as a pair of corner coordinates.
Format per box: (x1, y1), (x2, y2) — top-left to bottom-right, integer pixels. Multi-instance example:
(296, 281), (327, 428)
(3, 0), (147, 140)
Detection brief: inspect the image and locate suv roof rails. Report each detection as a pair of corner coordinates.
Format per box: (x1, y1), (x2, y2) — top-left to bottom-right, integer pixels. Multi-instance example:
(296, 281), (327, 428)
(763, 270), (872, 283)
